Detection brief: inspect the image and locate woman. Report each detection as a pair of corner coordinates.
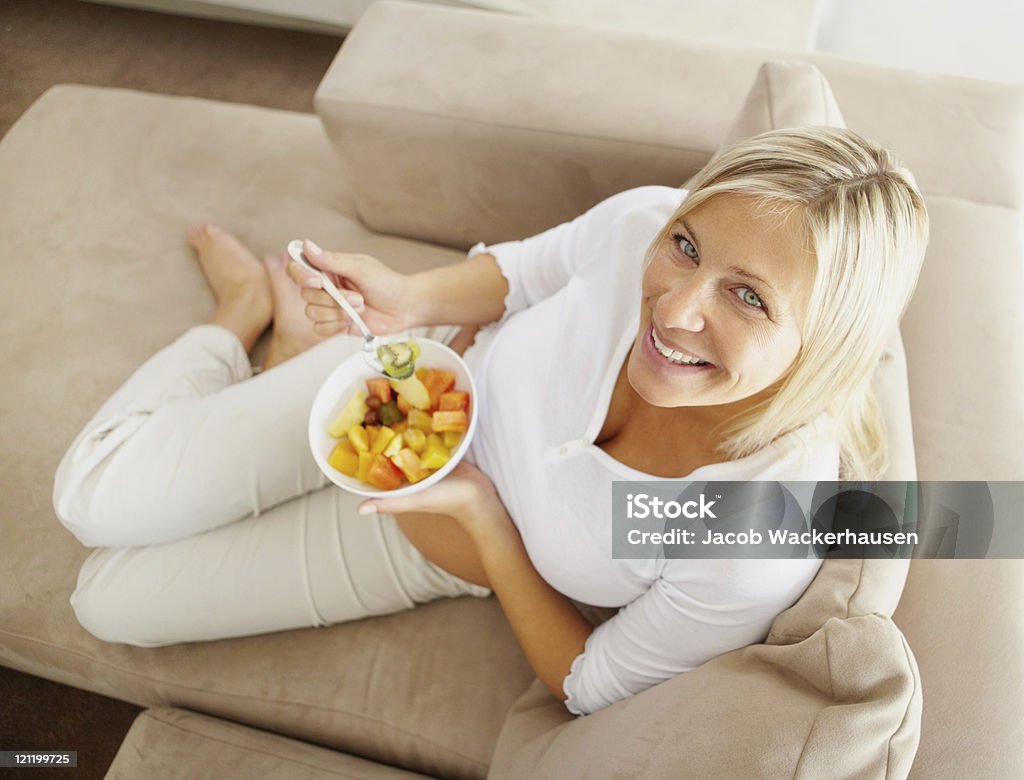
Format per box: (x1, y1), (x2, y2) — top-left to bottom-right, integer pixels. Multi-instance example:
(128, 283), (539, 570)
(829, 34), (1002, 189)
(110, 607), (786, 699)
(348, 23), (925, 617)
(53, 127), (928, 717)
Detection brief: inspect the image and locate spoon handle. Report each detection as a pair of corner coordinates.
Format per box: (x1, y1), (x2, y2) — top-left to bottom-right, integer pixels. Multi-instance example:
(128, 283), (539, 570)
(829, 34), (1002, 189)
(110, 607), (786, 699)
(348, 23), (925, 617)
(319, 274), (374, 342)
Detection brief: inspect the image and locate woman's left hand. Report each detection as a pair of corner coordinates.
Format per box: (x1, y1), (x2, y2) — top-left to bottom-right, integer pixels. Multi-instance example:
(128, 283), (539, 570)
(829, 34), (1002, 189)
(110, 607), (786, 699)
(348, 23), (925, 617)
(357, 461), (507, 528)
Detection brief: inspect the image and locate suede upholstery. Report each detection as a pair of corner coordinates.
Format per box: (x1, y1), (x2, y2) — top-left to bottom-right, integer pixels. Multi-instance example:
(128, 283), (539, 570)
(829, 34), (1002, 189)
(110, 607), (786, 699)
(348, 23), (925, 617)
(1, 2), (1023, 778)
(107, 708), (432, 779)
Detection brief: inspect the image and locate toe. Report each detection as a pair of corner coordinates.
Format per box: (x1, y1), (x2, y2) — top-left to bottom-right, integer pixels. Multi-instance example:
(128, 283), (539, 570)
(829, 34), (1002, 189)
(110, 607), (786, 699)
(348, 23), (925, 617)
(187, 223), (214, 248)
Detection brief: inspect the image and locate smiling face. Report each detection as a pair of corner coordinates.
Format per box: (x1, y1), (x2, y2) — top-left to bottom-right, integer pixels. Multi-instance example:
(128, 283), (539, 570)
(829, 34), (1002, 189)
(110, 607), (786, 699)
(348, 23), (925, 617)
(627, 194), (817, 418)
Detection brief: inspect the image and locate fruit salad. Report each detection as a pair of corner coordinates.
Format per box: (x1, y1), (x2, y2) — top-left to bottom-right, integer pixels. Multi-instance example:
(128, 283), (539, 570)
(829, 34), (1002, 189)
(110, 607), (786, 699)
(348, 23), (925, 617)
(325, 366), (471, 490)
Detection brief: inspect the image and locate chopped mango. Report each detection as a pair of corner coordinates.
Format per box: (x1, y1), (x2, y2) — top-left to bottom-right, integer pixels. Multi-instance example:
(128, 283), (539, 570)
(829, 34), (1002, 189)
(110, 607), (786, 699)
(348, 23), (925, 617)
(420, 433), (451, 470)
(327, 439), (359, 476)
(355, 451), (373, 483)
(347, 425), (369, 453)
(390, 448), (431, 484)
(388, 376), (431, 410)
(403, 427), (427, 454)
(366, 377), (392, 403)
(370, 426), (397, 456)
(328, 390), (368, 438)
(442, 431), (464, 449)
(432, 410), (468, 433)
(365, 424), (381, 449)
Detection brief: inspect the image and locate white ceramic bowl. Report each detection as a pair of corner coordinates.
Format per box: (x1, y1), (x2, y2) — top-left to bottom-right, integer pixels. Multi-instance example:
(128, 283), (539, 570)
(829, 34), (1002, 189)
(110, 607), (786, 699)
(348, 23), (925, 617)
(308, 338), (478, 497)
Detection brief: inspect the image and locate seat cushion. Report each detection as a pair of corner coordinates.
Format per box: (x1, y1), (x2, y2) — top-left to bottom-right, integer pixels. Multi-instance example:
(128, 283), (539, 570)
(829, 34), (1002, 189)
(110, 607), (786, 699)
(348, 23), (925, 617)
(0, 85), (533, 780)
(107, 708), (432, 779)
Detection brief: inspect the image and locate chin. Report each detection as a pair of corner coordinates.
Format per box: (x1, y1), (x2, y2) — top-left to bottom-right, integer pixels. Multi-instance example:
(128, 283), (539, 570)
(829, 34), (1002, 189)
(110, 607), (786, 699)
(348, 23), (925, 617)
(626, 350), (703, 408)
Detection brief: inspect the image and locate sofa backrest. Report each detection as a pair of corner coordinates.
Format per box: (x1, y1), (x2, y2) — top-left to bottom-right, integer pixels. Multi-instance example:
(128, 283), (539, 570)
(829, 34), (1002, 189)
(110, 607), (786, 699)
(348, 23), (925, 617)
(316, 0), (1024, 483)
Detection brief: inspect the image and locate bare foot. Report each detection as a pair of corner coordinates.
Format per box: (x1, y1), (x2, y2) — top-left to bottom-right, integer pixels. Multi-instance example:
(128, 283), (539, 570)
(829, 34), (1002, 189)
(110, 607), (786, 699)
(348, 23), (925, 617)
(263, 251), (324, 370)
(188, 224), (273, 353)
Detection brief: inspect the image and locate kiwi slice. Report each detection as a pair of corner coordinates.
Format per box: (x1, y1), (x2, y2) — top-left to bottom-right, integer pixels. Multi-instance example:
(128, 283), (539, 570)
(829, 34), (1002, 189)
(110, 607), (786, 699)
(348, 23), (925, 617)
(377, 339), (421, 379)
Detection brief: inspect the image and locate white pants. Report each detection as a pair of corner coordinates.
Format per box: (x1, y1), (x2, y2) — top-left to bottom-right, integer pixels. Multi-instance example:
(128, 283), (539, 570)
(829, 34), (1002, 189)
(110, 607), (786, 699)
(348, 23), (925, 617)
(53, 324), (491, 647)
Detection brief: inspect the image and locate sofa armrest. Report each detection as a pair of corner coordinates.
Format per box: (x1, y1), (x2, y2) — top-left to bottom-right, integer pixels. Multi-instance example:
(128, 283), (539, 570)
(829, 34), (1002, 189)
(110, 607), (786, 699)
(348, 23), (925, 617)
(314, 0), (775, 248)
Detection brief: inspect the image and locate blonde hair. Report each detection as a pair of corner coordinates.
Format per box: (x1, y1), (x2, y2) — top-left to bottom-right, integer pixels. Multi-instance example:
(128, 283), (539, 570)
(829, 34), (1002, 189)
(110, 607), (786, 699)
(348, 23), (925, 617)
(645, 127), (929, 479)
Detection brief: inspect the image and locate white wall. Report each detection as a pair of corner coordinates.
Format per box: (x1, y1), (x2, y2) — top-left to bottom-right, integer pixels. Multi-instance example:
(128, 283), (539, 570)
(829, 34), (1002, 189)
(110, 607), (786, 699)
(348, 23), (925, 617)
(814, 0), (1024, 84)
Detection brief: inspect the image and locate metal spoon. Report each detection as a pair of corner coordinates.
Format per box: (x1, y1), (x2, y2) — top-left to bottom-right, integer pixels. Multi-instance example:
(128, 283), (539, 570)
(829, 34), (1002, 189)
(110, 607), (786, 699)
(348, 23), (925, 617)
(286, 239), (389, 375)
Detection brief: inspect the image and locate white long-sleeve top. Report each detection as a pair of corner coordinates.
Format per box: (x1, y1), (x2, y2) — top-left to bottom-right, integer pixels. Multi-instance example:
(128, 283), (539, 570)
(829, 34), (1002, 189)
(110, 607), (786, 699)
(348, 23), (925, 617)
(459, 186), (839, 716)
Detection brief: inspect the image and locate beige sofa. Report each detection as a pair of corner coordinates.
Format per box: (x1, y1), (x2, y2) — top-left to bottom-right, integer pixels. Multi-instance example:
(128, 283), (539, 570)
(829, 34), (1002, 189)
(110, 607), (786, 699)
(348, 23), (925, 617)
(1, 2), (1022, 777)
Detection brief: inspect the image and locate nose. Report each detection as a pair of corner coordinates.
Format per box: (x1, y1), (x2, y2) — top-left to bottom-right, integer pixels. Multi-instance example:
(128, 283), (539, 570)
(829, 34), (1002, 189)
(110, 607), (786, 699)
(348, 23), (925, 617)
(658, 276), (707, 333)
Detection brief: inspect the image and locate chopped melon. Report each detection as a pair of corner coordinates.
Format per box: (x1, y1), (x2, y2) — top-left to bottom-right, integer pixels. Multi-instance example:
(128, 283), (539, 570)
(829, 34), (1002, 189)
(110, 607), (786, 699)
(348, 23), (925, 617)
(328, 390), (368, 438)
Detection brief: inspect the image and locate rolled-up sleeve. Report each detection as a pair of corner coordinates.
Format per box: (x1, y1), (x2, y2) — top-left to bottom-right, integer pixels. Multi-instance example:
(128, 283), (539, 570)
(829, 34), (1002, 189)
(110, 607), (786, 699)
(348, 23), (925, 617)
(562, 559), (821, 716)
(468, 187), (674, 323)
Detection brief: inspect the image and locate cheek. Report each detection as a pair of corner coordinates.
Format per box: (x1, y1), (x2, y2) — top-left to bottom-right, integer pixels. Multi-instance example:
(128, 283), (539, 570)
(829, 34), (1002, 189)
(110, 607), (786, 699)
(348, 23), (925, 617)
(641, 253), (675, 297)
(762, 328), (803, 376)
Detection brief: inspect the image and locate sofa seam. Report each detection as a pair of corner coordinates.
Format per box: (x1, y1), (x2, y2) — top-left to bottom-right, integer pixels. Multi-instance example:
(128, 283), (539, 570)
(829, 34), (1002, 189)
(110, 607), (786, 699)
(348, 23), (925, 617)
(790, 626), (835, 778)
(137, 709), (411, 779)
(0, 630), (488, 771)
(317, 98), (715, 158)
(884, 631), (921, 780)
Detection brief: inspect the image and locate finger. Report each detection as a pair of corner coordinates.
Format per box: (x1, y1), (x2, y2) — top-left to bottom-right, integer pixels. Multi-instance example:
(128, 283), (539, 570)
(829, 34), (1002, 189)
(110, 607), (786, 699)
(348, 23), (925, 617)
(286, 258), (321, 288)
(357, 496), (420, 516)
(303, 241), (373, 282)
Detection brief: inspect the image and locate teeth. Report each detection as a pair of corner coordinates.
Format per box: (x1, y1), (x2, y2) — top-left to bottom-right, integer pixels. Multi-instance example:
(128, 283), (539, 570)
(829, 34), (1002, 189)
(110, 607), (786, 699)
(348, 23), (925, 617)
(652, 331), (707, 366)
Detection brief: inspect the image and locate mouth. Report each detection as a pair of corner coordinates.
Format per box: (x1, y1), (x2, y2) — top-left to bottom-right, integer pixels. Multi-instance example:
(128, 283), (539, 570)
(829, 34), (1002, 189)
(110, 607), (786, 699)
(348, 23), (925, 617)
(643, 325), (715, 372)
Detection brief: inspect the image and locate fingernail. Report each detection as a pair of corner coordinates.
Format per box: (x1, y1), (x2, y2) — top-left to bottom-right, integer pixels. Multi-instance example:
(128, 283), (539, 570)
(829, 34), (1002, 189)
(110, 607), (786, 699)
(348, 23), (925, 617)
(346, 293), (363, 307)
(358, 504), (376, 516)
(303, 275), (322, 289)
(305, 240), (323, 257)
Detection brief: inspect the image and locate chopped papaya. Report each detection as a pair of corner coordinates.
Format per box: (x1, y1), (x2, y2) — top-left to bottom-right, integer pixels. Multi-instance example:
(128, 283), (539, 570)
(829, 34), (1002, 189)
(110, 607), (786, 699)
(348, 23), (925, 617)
(420, 434), (451, 470)
(366, 453), (403, 490)
(439, 391), (470, 412)
(419, 369), (456, 409)
(390, 448), (431, 484)
(432, 410), (468, 433)
(327, 439), (359, 476)
(366, 377), (392, 403)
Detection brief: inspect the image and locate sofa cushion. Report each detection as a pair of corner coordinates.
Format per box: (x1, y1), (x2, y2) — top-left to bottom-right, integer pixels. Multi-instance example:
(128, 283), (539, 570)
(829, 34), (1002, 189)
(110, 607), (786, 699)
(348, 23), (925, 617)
(107, 708), (432, 779)
(0, 85), (534, 780)
(490, 615), (920, 778)
(717, 60), (846, 149)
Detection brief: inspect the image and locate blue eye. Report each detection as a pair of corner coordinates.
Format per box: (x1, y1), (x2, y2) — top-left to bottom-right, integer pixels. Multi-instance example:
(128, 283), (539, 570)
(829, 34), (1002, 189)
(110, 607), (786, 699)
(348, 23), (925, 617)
(672, 233), (699, 260)
(737, 287), (764, 309)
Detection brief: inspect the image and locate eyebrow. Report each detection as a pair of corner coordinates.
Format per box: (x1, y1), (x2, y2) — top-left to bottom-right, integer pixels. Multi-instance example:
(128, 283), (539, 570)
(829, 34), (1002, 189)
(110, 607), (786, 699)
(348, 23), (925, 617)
(678, 217), (779, 296)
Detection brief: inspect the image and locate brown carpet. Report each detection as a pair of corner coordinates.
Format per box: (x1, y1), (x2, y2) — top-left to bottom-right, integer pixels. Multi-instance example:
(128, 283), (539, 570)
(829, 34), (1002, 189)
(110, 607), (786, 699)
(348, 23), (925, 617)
(0, 1), (342, 776)
(0, 0), (344, 140)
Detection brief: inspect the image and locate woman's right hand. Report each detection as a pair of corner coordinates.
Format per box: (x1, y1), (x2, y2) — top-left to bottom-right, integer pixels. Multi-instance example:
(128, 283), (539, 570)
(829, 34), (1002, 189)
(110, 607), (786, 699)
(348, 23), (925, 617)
(287, 240), (419, 339)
